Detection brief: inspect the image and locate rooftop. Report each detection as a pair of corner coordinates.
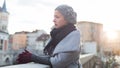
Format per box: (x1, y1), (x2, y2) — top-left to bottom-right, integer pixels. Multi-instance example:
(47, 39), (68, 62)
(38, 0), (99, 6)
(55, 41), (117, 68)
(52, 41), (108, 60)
(77, 21), (103, 25)
(0, 30), (8, 34)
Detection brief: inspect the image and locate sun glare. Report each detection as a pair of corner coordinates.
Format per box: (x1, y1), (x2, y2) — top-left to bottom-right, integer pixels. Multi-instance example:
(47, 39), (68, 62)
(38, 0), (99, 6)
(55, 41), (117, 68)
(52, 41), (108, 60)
(106, 31), (118, 40)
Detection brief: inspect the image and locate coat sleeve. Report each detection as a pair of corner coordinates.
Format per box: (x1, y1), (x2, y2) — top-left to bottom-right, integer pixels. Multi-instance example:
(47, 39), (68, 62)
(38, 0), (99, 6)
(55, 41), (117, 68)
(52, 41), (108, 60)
(50, 31), (81, 68)
(50, 51), (79, 68)
(31, 54), (51, 65)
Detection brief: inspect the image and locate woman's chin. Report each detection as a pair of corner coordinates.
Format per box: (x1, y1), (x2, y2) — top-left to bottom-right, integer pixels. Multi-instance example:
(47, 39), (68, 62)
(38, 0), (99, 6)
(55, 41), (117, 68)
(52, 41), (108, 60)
(54, 26), (59, 29)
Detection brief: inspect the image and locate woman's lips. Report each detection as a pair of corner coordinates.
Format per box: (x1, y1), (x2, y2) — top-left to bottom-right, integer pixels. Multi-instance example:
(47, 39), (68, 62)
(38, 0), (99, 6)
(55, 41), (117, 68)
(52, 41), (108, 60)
(55, 24), (57, 26)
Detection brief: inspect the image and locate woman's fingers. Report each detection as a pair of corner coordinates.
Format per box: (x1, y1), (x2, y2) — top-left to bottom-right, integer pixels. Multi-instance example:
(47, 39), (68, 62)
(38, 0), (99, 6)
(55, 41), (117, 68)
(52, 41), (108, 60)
(24, 49), (29, 53)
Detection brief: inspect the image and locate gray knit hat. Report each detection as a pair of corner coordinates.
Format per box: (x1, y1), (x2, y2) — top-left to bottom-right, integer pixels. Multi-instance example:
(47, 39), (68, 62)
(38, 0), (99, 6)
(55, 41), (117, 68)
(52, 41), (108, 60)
(55, 5), (77, 24)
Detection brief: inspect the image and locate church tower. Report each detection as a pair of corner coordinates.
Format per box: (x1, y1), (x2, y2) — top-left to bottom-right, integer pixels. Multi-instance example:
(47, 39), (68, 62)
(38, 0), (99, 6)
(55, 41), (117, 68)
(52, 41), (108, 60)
(0, 0), (9, 51)
(0, 1), (11, 65)
(0, 0), (9, 33)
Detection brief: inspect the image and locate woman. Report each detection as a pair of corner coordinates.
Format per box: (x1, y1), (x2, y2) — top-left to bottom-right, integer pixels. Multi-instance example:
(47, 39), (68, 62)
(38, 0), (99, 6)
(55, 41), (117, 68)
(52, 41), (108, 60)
(17, 5), (82, 68)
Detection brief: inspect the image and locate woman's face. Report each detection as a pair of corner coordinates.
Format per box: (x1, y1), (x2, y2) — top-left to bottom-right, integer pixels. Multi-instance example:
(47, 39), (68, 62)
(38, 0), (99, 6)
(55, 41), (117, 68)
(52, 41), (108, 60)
(53, 10), (67, 29)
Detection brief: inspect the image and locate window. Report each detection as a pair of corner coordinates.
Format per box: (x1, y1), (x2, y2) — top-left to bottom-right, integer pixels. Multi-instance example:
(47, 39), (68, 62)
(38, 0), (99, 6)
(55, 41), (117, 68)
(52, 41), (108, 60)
(91, 24), (95, 32)
(0, 16), (2, 21)
(1, 15), (8, 21)
(0, 26), (1, 30)
(2, 25), (6, 31)
(4, 40), (7, 51)
(0, 39), (3, 50)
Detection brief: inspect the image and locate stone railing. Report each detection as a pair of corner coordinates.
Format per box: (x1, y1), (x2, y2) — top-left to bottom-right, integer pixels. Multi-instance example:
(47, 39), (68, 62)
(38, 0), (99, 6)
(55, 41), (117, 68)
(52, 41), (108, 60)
(1, 54), (95, 68)
(1, 63), (49, 68)
(80, 54), (95, 68)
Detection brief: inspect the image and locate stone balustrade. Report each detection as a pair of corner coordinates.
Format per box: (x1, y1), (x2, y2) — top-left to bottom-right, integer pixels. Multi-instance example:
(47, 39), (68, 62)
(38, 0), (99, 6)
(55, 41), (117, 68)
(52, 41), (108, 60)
(1, 54), (95, 68)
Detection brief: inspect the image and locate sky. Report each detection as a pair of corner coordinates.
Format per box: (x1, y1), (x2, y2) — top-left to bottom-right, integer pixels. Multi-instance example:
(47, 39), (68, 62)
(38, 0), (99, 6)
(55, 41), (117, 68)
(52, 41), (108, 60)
(0, 0), (120, 34)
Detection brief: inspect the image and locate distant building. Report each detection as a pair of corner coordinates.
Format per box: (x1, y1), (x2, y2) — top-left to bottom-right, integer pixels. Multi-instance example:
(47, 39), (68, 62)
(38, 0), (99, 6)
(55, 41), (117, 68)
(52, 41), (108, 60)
(12, 31), (28, 50)
(76, 21), (103, 53)
(9, 35), (13, 50)
(36, 33), (50, 52)
(27, 30), (47, 50)
(0, 0), (13, 65)
(11, 30), (48, 55)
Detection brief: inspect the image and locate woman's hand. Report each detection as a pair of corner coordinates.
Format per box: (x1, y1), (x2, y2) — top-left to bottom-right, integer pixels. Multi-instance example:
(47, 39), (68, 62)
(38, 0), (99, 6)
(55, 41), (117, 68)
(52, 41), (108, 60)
(17, 50), (32, 64)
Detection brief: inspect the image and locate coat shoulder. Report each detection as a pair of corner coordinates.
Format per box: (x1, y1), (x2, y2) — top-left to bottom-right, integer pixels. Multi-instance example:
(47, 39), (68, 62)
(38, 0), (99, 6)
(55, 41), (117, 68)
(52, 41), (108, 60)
(69, 30), (80, 37)
(53, 30), (81, 54)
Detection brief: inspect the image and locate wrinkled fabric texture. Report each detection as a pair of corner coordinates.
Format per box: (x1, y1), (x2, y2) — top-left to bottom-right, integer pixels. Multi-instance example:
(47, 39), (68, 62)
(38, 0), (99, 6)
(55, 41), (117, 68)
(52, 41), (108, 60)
(17, 50), (32, 64)
(55, 5), (77, 24)
(44, 23), (76, 56)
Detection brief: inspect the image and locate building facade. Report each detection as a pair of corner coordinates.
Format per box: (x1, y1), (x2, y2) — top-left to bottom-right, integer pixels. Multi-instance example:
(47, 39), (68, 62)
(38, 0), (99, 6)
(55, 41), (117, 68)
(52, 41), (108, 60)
(76, 21), (103, 53)
(26, 30), (47, 55)
(27, 30), (46, 46)
(11, 30), (48, 56)
(36, 33), (50, 55)
(0, 0), (13, 65)
(12, 31), (28, 50)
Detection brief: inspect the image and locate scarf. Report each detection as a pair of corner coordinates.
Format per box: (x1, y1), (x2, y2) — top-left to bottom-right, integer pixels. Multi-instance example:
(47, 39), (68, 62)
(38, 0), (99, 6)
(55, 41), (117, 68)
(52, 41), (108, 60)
(44, 23), (76, 56)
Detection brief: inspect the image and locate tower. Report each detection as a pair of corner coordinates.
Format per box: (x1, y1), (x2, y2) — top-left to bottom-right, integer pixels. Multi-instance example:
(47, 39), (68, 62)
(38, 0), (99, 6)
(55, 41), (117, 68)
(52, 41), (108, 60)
(0, 0), (9, 51)
(0, 0), (12, 65)
(0, 0), (9, 33)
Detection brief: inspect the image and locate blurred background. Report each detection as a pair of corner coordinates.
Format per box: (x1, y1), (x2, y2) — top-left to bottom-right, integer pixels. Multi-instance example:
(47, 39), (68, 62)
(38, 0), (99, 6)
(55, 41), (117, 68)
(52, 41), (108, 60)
(0, 0), (120, 68)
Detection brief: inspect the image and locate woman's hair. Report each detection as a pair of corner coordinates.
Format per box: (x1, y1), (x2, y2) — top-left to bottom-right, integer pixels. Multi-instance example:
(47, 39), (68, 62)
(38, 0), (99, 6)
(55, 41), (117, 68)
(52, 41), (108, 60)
(55, 4), (77, 24)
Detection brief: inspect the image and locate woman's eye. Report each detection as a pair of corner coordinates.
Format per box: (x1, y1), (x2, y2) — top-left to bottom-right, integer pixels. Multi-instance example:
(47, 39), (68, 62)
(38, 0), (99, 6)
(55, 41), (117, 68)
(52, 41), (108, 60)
(56, 17), (59, 18)
(55, 15), (59, 19)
